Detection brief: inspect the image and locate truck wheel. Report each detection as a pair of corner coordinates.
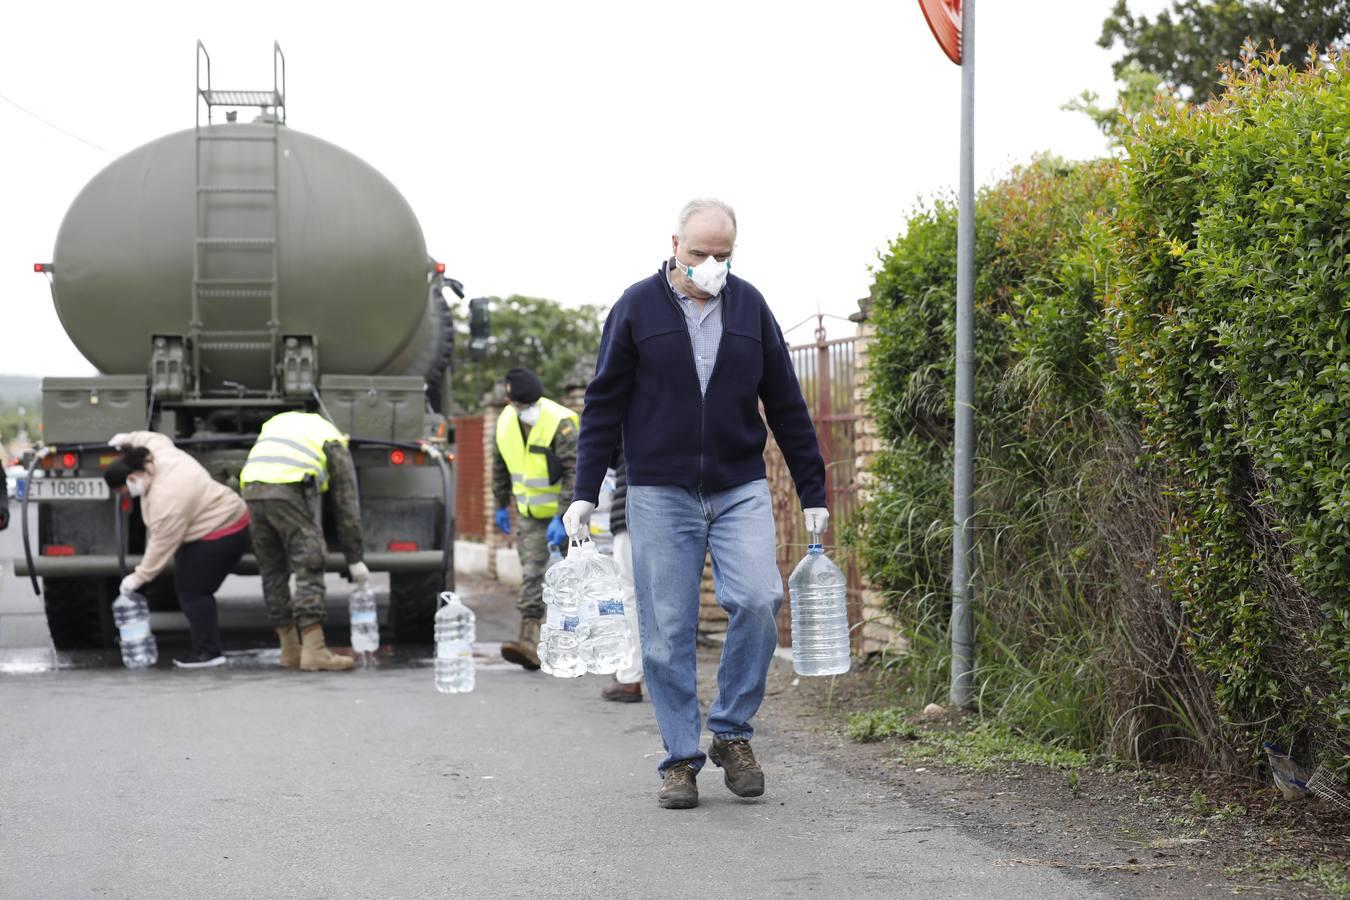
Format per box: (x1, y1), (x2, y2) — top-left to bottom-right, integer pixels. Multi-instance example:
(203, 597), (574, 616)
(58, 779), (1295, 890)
(388, 571), (443, 644)
(44, 577), (117, 650)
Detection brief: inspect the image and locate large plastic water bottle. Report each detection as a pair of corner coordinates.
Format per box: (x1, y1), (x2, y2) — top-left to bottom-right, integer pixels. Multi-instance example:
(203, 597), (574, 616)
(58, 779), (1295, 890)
(542, 544), (579, 612)
(434, 592), (475, 693)
(113, 590), (158, 670)
(577, 543), (632, 675)
(348, 583), (379, 657)
(539, 543), (587, 678)
(788, 543), (851, 676)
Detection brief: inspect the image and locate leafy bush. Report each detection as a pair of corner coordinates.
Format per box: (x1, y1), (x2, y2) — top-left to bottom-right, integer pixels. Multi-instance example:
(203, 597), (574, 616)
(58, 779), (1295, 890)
(859, 51), (1350, 775)
(1109, 50), (1350, 769)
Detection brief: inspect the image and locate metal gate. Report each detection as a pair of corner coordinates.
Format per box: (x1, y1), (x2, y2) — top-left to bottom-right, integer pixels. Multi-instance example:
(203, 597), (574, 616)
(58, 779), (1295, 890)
(765, 319), (863, 648)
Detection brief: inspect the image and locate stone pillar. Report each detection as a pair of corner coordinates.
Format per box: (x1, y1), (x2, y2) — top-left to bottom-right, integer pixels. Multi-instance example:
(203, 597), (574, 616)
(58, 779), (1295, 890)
(850, 299), (907, 656)
(561, 357), (594, 416)
(481, 385), (507, 580)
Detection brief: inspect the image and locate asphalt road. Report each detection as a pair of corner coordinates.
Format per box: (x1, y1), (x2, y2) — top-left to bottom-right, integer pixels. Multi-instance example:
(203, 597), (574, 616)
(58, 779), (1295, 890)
(0, 514), (1111, 899)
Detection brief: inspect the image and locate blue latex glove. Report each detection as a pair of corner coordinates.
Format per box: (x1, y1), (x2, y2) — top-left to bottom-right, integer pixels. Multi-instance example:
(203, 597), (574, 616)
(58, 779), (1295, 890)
(547, 515), (567, 547)
(495, 508), (511, 535)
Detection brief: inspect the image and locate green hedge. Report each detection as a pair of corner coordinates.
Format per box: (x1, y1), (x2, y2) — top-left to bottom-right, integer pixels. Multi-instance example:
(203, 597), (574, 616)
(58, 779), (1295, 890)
(860, 53), (1350, 773)
(1110, 52), (1350, 768)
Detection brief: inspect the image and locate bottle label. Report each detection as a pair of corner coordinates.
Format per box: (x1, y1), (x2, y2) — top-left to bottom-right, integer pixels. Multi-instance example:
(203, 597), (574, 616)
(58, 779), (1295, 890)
(437, 640), (472, 660)
(119, 621), (150, 642)
(597, 598), (624, 617)
(351, 610), (377, 625)
(562, 616), (579, 633)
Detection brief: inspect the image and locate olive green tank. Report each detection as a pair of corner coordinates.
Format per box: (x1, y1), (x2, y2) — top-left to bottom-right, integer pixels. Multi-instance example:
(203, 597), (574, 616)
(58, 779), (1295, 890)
(50, 122), (443, 391)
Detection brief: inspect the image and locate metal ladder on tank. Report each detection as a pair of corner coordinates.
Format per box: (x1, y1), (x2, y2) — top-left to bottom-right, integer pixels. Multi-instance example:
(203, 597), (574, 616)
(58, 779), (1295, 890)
(191, 40), (287, 397)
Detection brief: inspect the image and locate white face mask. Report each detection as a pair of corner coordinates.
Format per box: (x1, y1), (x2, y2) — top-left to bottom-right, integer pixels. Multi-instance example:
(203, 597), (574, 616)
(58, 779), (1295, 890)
(517, 403), (541, 427)
(676, 253), (730, 296)
(126, 476), (146, 498)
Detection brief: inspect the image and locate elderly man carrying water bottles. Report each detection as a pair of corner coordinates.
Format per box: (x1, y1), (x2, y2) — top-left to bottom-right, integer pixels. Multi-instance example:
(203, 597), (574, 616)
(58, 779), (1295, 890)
(564, 198), (828, 810)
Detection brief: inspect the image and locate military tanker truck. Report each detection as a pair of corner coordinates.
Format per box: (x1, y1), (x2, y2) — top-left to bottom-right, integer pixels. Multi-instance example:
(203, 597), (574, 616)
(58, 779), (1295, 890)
(16, 43), (461, 648)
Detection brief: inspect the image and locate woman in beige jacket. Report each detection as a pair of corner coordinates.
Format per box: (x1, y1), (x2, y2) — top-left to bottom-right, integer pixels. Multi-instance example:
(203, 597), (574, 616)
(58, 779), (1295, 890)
(103, 432), (250, 668)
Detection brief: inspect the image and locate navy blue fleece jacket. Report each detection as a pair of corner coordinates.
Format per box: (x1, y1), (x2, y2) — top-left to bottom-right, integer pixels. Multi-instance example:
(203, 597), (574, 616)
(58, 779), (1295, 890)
(573, 262), (827, 510)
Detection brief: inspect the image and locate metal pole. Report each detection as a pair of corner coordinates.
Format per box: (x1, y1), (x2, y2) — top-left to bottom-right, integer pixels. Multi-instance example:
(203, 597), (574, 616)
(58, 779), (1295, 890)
(950, 0), (976, 708)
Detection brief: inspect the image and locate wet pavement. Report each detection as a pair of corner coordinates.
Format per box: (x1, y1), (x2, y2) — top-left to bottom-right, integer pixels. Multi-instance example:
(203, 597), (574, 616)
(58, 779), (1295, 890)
(0, 514), (1116, 900)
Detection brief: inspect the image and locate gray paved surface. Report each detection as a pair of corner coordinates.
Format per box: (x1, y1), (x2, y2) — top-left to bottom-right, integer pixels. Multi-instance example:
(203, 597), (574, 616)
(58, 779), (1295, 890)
(0, 515), (1110, 899)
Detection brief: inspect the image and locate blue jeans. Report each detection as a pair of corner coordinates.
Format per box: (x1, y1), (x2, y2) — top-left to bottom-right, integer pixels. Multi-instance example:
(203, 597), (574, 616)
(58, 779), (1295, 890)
(626, 479), (783, 775)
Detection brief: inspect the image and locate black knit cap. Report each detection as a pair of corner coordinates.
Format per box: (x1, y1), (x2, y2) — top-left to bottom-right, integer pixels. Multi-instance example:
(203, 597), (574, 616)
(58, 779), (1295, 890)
(504, 367), (543, 404)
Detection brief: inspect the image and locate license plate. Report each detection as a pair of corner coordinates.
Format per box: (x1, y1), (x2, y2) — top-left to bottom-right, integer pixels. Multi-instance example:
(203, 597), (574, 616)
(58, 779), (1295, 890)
(27, 477), (110, 502)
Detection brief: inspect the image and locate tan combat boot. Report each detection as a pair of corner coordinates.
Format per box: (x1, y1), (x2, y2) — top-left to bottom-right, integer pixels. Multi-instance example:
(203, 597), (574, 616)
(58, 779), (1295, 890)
(299, 624), (355, 671)
(277, 624), (301, 669)
(500, 617), (542, 670)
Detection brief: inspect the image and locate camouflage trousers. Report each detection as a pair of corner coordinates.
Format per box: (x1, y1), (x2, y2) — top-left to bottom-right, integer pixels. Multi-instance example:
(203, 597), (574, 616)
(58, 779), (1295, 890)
(516, 514), (554, 621)
(245, 484), (328, 629)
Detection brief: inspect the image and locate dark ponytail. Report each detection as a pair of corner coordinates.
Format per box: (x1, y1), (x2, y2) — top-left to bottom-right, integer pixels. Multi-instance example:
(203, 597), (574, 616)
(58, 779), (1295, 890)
(103, 446), (152, 489)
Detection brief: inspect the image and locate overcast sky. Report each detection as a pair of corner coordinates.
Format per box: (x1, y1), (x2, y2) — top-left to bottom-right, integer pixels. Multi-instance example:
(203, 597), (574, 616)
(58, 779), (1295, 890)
(1, 0), (1166, 377)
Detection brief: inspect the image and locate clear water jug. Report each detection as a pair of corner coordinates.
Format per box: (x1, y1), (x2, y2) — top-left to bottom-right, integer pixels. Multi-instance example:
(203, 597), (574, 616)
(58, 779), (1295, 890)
(788, 544), (850, 676)
(348, 583), (379, 658)
(543, 543), (580, 613)
(538, 540), (588, 678)
(434, 592), (475, 693)
(113, 590), (158, 670)
(539, 608), (587, 678)
(577, 543), (631, 675)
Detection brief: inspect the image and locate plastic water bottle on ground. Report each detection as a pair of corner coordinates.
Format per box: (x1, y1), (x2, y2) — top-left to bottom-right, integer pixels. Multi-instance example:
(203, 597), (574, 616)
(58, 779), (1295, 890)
(788, 542), (851, 676)
(348, 583), (379, 658)
(113, 590), (158, 670)
(434, 592), (475, 693)
(577, 543), (632, 675)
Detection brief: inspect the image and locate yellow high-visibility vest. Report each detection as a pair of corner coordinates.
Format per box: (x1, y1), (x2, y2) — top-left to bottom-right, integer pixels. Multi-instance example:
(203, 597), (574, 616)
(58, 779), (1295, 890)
(496, 397), (577, 519)
(240, 411), (346, 492)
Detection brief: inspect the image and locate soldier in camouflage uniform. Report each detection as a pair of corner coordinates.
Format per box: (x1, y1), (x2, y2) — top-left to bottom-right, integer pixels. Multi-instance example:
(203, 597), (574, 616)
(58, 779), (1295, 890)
(493, 368), (577, 669)
(241, 411), (367, 672)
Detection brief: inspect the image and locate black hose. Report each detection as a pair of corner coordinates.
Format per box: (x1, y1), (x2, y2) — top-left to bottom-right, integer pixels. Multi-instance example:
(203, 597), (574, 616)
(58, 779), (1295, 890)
(21, 454), (41, 597)
(113, 494), (127, 581)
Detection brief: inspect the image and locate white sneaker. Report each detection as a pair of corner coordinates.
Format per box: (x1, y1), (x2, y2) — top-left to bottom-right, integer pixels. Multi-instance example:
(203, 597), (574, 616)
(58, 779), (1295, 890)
(173, 652), (226, 669)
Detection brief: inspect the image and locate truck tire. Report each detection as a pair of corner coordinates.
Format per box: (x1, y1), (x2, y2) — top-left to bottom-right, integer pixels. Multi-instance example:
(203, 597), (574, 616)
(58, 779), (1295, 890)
(387, 571), (443, 644)
(44, 577), (117, 650)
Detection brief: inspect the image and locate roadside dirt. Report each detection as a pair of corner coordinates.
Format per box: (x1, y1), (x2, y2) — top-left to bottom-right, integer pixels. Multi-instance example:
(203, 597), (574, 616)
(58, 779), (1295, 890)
(757, 658), (1350, 899)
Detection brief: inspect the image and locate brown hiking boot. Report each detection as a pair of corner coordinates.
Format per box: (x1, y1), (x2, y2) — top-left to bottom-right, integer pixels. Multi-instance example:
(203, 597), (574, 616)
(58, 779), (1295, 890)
(276, 625), (301, 669)
(299, 624), (354, 671)
(658, 761), (699, 809)
(709, 737), (765, 797)
(600, 679), (642, 703)
(500, 617), (542, 670)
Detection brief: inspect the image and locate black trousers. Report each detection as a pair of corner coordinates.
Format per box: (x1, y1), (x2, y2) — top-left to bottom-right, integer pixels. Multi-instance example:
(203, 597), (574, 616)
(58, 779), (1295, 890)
(173, 527), (249, 657)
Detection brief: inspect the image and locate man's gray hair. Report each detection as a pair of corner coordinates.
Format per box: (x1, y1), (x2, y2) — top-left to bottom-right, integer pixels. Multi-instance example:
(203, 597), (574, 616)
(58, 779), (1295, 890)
(676, 198), (737, 238)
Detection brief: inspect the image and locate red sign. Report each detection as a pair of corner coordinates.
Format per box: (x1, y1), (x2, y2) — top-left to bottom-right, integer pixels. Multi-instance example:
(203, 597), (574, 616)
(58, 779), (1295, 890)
(919, 0), (962, 65)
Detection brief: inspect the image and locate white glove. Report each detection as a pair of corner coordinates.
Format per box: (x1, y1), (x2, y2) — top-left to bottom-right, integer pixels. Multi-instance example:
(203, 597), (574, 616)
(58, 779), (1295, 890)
(563, 500), (596, 540)
(804, 507), (829, 538)
(119, 573), (143, 596)
(108, 433), (131, 450)
(348, 561), (370, 584)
